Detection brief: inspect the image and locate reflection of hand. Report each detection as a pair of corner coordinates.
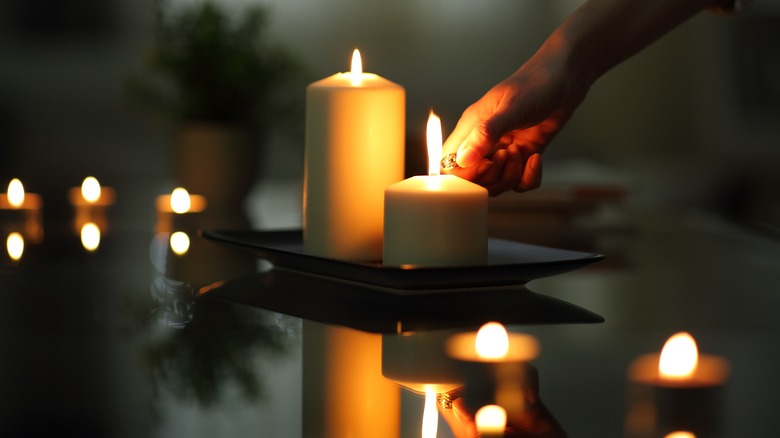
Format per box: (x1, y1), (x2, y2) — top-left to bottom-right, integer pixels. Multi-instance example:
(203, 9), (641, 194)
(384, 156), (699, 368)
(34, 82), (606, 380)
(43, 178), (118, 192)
(438, 365), (567, 438)
(442, 44), (588, 196)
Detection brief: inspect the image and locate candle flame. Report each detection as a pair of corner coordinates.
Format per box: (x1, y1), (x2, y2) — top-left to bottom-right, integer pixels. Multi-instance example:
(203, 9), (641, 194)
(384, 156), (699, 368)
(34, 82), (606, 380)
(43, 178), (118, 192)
(170, 231), (191, 256)
(475, 405), (507, 435)
(350, 49), (362, 85)
(659, 332), (698, 380)
(81, 177), (102, 203)
(665, 432), (696, 438)
(475, 322), (509, 360)
(422, 387), (438, 438)
(426, 111), (443, 176)
(6, 232), (24, 261)
(170, 187), (192, 214)
(81, 222), (101, 251)
(7, 178), (25, 208)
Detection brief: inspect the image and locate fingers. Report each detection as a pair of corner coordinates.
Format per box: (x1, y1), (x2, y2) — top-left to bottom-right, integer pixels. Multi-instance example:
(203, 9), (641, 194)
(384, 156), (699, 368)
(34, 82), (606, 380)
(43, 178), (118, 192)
(515, 153), (542, 192)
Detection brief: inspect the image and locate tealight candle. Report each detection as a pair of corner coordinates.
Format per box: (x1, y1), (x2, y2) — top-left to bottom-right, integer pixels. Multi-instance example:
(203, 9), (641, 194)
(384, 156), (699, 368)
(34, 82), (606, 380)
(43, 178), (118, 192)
(154, 187), (207, 234)
(0, 178), (43, 244)
(304, 49), (405, 262)
(383, 112), (488, 267)
(68, 176), (116, 233)
(626, 332), (729, 437)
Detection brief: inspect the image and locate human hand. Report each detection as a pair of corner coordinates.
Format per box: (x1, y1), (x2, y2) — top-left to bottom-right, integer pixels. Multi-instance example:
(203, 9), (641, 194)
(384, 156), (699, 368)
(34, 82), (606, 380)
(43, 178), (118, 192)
(442, 48), (589, 196)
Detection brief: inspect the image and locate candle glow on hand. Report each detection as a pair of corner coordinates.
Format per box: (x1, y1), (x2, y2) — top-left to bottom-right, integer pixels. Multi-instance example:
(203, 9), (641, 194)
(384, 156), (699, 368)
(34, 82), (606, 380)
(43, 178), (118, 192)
(659, 332), (698, 380)
(475, 322), (510, 360)
(350, 49), (362, 86)
(7, 178), (25, 208)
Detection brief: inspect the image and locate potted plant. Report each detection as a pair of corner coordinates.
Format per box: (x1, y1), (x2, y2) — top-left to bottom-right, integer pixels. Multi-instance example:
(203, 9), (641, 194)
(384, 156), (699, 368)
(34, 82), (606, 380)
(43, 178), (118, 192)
(128, 0), (300, 212)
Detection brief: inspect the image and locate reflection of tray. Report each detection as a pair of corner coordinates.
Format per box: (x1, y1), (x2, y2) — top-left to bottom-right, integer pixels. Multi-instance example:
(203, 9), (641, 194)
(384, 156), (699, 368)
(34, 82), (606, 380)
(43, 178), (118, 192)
(201, 229), (604, 291)
(203, 269), (604, 333)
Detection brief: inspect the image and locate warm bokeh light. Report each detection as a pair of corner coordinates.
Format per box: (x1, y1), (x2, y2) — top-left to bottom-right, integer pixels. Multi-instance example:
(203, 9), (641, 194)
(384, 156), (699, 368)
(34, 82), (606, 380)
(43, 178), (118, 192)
(170, 187), (192, 214)
(81, 176), (102, 203)
(350, 48), (362, 85)
(659, 332), (698, 380)
(426, 111), (443, 176)
(6, 232), (24, 261)
(475, 405), (507, 436)
(7, 178), (25, 208)
(80, 222), (101, 251)
(170, 231), (191, 255)
(475, 322), (510, 360)
(422, 387), (438, 438)
(665, 432), (696, 438)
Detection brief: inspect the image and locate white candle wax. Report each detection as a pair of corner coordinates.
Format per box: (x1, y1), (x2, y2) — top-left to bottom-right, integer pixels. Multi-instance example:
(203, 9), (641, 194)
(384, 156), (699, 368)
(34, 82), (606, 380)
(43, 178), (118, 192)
(383, 112), (487, 267)
(304, 49), (405, 262)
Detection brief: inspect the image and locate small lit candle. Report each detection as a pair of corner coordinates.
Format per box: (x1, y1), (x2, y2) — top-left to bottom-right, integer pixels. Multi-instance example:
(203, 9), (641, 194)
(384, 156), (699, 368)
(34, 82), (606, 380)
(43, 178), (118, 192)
(304, 49), (405, 262)
(383, 112), (488, 267)
(80, 222), (101, 252)
(475, 404), (507, 438)
(446, 322), (539, 363)
(627, 332), (729, 437)
(154, 187), (207, 234)
(0, 178), (43, 244)
(69, 176), (116, 233)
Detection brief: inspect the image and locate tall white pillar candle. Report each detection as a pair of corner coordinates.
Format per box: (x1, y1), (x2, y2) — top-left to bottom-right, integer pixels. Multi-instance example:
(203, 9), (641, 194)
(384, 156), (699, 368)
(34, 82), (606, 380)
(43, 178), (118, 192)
(304, 49), (405, 261)
(384, 112), (488, 267)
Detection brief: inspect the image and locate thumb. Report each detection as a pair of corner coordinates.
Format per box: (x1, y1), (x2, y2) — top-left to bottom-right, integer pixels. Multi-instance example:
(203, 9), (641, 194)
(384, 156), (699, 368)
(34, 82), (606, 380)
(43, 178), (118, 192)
(455, 108), (516, 168)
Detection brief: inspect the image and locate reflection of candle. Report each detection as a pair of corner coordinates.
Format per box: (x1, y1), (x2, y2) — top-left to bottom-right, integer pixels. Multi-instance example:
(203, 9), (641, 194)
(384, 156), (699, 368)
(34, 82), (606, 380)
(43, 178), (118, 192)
(155, 187), (207, 233)
(80, 222), (101, 252)
(0, 179), (43, 243)
(626, 332), (729, 437)
(69, 176), (116, 233)
(6, 232), (24, 261)
(170, 231), (190, 256)
(475, 404), (507, 438)
(384, 112), (487, 267)
(446, 322), (539, 427)
(304, 49), (405, 262)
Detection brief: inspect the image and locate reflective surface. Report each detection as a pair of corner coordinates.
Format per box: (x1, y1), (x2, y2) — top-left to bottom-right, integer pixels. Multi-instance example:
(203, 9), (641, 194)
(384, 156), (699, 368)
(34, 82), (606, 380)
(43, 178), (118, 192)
(1, 183), (779, 437)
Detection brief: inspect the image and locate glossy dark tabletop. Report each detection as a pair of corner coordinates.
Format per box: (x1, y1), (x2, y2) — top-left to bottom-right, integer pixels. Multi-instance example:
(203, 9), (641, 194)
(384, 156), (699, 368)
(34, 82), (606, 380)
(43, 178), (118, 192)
(1, 185), (779, 437)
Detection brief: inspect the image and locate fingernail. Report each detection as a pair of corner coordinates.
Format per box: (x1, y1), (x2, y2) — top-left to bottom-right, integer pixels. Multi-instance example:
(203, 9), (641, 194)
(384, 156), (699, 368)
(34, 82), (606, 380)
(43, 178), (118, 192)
(456, 145), (480, 167)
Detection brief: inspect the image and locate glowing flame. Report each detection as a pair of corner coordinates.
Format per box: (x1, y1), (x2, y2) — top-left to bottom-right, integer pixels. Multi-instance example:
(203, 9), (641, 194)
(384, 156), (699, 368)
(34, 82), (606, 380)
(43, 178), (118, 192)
(81, 176), (102, 203)
(475, 322), (509, 360)
(426, 111), (443, 176)
(170, 231), (191, 256)
(659, 332), (698, 380)
(475, 405), (507, 435)
(350, 49), (362, 86)
(81, 222), (101, 251)
(665, 432), (696, 438)
(6, 232), (24, 261)
(170, 187), (192, 214)
(7, 178), (25, 208)
(421, 387), (438, 438)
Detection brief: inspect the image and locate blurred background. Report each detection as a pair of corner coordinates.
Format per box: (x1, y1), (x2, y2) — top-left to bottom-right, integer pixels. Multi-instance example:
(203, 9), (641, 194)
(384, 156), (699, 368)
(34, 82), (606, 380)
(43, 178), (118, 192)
(1, 0), (778, 233)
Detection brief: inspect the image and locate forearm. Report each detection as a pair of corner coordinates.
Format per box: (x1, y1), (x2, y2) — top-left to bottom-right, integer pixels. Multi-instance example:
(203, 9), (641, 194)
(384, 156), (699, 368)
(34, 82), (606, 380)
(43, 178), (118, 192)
(543, 0), (719, 88)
